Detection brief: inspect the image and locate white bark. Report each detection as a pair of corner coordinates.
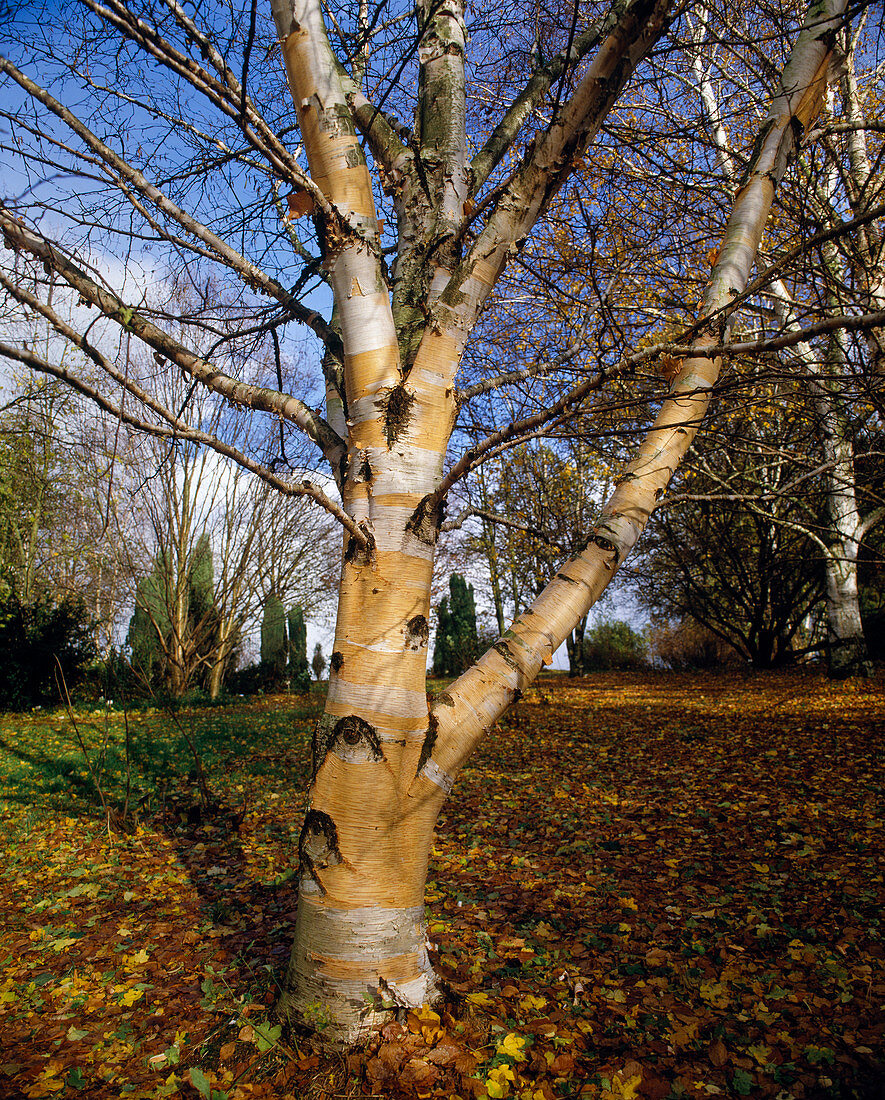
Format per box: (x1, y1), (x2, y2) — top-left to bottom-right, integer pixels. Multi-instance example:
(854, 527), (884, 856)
(692, 14), (876, 676)
(770, 282), (874, 676)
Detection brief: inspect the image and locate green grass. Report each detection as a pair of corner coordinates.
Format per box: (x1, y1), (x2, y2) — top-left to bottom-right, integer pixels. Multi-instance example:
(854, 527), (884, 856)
(0, 695), (320, 830)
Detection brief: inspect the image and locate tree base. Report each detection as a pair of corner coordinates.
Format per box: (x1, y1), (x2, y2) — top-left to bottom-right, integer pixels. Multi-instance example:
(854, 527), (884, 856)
(827, 639), (873, 679)
(276, 889), (441, 1046)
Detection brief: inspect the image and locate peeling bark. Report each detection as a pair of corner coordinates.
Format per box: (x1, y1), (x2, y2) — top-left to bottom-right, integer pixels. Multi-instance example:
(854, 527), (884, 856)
(269, 0), (850, 1045)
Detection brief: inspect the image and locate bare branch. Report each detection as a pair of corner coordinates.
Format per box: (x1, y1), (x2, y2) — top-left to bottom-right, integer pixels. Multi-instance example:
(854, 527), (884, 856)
(0, 55), (335, 347)
(0, 213), (347, 471)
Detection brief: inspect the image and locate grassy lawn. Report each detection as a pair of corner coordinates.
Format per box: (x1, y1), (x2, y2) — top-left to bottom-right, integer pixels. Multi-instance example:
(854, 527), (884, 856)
(0, 671), (883, 1099)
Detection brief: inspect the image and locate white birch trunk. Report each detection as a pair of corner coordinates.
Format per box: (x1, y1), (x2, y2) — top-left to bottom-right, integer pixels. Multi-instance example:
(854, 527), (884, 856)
(269, 0), (849, 1043)
(770, 282), (874, 677)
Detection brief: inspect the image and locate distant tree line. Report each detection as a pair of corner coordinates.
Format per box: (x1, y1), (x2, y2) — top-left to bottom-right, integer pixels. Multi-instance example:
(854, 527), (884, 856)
(0, 377), (335, 710)
(457, 429), (884, 676)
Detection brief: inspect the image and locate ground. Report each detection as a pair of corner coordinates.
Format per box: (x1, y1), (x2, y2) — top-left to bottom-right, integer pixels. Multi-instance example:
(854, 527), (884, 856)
(0, 670), (882, 1099)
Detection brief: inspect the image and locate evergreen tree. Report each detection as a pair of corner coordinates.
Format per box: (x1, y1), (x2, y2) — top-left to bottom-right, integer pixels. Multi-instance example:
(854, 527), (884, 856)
(127, 560), (170, 685)
(450, 575), (478, 673)
(312, 642), (326, 681)
(433, 575), (478, 677)
(432, 596), (452, 677)
(188, 534), (215, 624)
(126, 536), (225, 694)
(188, 534), (222, 690)
(260, 593), (287, 690)
(287, 604), (311, 693)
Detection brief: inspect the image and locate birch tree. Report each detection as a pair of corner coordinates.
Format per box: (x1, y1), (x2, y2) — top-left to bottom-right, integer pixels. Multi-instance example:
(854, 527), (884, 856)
(0, 0), (865, 1041)
(685, 6), (885, 675)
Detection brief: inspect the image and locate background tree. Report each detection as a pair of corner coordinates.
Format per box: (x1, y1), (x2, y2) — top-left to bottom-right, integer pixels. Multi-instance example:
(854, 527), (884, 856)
(432, 574), (478, 678)
(126, 536), (223, 696)
(126, 557), (171, 687)
(0, 379), (137, 650)
(260, 593), (288, 691)
(683, 10), (885, 676)
(632, 396), (828, 667)
(0, 384), (67, 605)
(311, 642), (326, 682)
(119, 377), (336, 697)
(287, 604), (311, 692)
(583, 619), (648, 670)
(456, 441), (616, 675)
(0, 593), (95, 710)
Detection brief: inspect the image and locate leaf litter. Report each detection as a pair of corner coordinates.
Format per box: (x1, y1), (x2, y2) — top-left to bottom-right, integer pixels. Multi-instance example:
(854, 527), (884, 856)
(0, 670), (882, 1098)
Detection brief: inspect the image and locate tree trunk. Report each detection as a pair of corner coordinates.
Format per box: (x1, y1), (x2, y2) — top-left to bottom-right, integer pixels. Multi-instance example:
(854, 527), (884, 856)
(484, 522), (507, 638)
(816, 375), (873, 679)
(825, 545), (870, 677)
(207, 615), (236, 700)
(764, 290), (874, 677)
(275, 531), (443, 1041)
(565, 615), (587, 677)
(270, 0), (849, 1044)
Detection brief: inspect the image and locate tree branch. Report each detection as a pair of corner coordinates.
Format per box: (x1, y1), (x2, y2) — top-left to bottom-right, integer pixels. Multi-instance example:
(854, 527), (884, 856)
(0, 55), (335, 348)
(0, 213), (348, 471)
(0, 340), (366, 541)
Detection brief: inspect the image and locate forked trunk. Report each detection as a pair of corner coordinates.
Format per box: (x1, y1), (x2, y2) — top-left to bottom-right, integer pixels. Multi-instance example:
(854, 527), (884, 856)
(271, 0), (848, 1044)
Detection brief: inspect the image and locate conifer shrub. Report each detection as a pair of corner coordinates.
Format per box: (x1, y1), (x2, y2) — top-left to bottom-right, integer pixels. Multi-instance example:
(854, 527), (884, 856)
(287, 605), (312, 693)
(260, 594), (288, 691)
(0, 593), (96, 710)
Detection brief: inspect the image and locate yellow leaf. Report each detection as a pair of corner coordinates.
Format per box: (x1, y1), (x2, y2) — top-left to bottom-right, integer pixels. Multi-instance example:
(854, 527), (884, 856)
(25, 1082), (65, 1098)
(487, 1063), (517, 1095)
(407, 1004), (443, 1043)
(614, 1073), (643, 1099)
(49, 937), (77, 952)
(497, 1033), (527, 1061)
(466, 992), (492, 1006)
(25, 1063), (67, 1098)
(120, 987), (143, 1007)
(749, 1043), (772, 1065)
